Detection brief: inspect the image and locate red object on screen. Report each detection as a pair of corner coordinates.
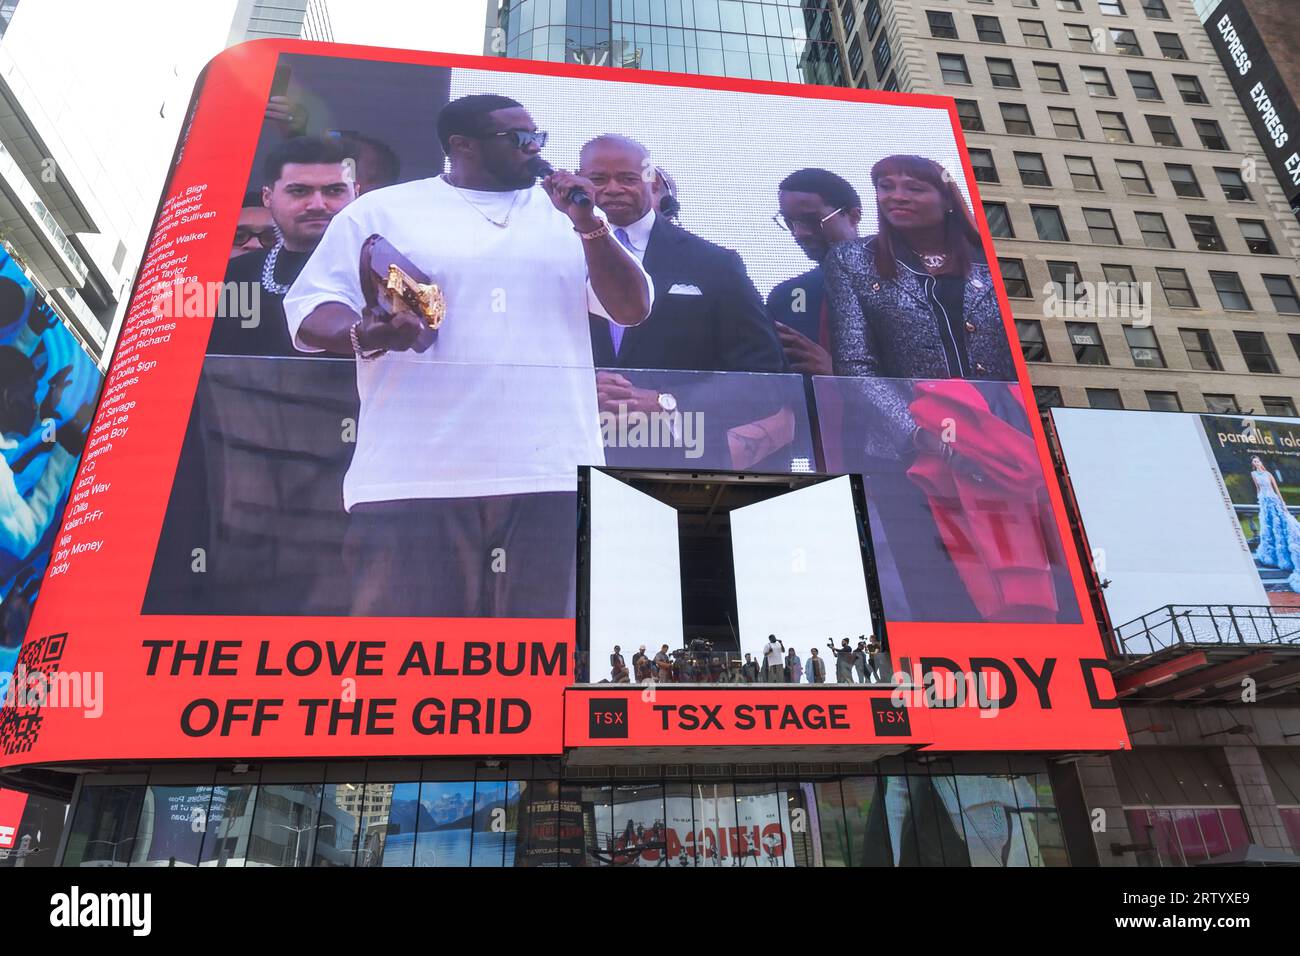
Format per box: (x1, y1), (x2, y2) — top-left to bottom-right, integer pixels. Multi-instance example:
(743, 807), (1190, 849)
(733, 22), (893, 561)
(907, 380), (1057, 621)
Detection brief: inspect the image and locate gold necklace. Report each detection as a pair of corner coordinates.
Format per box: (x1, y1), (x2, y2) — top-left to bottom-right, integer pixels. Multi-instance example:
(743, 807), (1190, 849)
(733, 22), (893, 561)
(443, 174), (521, 228)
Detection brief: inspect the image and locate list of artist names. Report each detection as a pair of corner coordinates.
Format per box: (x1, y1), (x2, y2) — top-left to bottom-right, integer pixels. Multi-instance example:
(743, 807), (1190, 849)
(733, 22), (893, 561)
(47, 182), (215, 579)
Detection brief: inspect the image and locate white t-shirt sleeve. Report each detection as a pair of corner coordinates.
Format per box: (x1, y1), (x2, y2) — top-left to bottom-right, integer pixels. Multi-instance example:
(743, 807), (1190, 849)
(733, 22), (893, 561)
(283, 208), (370, 353)
(0, 445), (74, 557)
(586, 240), (654, 325)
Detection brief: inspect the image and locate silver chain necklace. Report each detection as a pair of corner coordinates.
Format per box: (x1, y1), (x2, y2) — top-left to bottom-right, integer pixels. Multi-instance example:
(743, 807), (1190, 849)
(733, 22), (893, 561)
(261, 240), (291, 295)
(443, 174), (521, 228)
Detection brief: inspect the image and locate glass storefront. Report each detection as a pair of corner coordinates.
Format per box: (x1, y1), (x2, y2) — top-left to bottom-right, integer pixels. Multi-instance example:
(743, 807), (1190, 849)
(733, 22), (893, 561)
(60, 758), (1070, 867)
(498, 0), (847, 86)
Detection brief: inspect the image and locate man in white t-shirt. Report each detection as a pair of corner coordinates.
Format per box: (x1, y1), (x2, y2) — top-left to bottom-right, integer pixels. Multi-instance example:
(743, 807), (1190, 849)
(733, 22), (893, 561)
(283, 94), (652, 617)
(763, 634), (786, 683)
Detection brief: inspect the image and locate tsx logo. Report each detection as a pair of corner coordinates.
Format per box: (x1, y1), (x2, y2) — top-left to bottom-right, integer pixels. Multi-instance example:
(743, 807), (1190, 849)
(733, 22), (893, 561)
(589, 698), (628, 738)
(870, 698), (912, 737)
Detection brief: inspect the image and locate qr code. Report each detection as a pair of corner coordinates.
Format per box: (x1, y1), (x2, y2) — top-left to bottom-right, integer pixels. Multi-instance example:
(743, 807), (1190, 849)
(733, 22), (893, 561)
(0, 632), (67, 756)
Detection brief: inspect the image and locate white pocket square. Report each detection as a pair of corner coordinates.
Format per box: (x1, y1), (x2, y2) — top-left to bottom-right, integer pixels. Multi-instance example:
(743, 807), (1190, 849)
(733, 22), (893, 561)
(668, 283), (703, 295)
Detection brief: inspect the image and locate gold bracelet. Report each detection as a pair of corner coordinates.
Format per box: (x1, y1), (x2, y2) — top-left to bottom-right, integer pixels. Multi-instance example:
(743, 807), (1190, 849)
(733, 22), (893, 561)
(576, 221), (610, 241)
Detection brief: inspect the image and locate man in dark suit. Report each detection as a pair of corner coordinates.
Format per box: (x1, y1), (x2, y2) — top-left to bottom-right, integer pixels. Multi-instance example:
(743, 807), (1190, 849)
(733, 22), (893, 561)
(579, 134), (790, 469)
(766, 168), (862, 376)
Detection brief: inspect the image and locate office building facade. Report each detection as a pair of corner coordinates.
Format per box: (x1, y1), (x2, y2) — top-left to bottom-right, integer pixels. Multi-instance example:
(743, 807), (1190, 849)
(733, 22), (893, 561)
(840, 0), (1300, 418)
(228, 0), (335, 45)
(489, 0), (852, 85)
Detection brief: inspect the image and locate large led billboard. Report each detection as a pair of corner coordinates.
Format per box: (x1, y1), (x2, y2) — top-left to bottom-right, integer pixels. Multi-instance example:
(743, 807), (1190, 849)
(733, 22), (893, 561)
(0, 40), (1125, 767)
(1055, 407), (1300, 633)
(0, 251), (102, 677)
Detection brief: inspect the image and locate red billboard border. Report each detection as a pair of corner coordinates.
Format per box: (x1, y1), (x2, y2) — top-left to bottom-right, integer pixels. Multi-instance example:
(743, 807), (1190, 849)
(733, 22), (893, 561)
(0, 40), (1129, 771)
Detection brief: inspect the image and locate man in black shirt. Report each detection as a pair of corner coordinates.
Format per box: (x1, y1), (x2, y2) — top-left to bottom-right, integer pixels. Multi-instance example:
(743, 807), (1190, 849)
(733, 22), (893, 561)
(211, 136), (356, 356)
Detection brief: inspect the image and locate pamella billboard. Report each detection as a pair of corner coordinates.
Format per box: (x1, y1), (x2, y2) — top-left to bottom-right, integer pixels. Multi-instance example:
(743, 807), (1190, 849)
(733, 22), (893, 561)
(0, 40), (1125, 769)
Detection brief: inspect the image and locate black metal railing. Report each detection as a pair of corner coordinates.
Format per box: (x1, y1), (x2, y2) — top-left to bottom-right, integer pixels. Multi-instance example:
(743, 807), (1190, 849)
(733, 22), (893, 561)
(1113, 604), (1300, 657)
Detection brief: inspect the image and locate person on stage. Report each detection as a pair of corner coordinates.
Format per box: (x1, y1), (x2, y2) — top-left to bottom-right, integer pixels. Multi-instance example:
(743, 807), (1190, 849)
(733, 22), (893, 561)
(284, 94), (652, 617)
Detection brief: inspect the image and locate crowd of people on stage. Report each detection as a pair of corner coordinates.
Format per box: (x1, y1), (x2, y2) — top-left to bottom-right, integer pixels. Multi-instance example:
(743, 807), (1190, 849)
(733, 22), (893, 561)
(605, 634), (885, 685)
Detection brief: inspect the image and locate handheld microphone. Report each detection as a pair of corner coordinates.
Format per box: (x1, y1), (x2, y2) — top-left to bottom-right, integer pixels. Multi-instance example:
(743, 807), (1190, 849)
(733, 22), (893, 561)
(527, 157), (592, 207)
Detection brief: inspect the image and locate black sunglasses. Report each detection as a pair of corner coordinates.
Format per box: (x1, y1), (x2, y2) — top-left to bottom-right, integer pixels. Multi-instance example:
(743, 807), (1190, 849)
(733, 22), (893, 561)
(484, 128), (548, 150)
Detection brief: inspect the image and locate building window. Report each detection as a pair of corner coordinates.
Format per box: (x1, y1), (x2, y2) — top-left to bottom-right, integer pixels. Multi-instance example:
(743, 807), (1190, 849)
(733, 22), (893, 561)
(1146, 115), (1181, 147)
(1187, 215), (1225, 252)
(1181, 329), (1222, 369)
(1001, 102), (1035, 135)
(1215, 167), (1252, 201)
(1034, 385), (1064, 408)
(1165, 164), (1203, 198)
(1020, 19), (1051, 48)
(974, 15), (1005, 43)
(1033, 206), (1069, 241)
(1159, 268), (1198, 307)
(1066, 22), (1095, 53)
(969, 148), (999, 182)
(849, 37), (866, 75)
(1017, 151), (1051, 186)
(1057, 0), (1083, 11)
(882, 72), (900, 92)
(1099, 0), (1126, 15)
(984, 201), (1015, 237)
(1069, 322), (1109, 364)
(1088, 388), (1123, 409)
(1116, 159), (1153, 195)
(1128, 70), (1161, 101)
(988, 58), (1020, 88)
(1084, 207), (1121, 244)
(1016, 319), (1050, 361)
(1264, 275), (1300, 314)
(1103, 263), (1143, 308)
(956, 99), (984, 131)
(1210, 271), (1252, 310)
(1098, 110), (1133, 143)
(1068, 156), (1101, 190)
(1036, 61), (1068, 93)
(873, 33), (892, 76)
(1155, 32), (1187, 60)
(1263, 396), (1298, 417)
(1194, 119), (1229, 150)
(1204, 394), (1240, 413)
(1173, 75), (1208, 105)
(1234, 330), (1278, 372)
(939, 53), (971, 84)
(1000, 258), (1032, 297)
(1238, 220), (1276, 255)
(1013, 0), (1041, 7)
(928, 11), (958, 39)
(1082, 66), (1115, 97)
(1140, 0), (1170, 18)
(1050, 107), (1083, 139)
(1137, 212), (1174, 248)
(1125, 325), (1166, 367)
(866, 0), (883, 36)
(1147, 391), (1182, 412)
(1111, 28), (1142, 55)
(1048, 260), (1086, 300)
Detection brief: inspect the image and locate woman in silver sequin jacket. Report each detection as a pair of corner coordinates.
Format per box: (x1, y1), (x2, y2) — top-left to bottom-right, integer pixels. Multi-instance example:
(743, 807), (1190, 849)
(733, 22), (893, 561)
(823, 154), (1017, 458)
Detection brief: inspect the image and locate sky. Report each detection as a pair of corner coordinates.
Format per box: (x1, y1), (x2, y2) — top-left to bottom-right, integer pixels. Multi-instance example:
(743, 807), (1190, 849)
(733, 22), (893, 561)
(330, 0), (490, 53)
